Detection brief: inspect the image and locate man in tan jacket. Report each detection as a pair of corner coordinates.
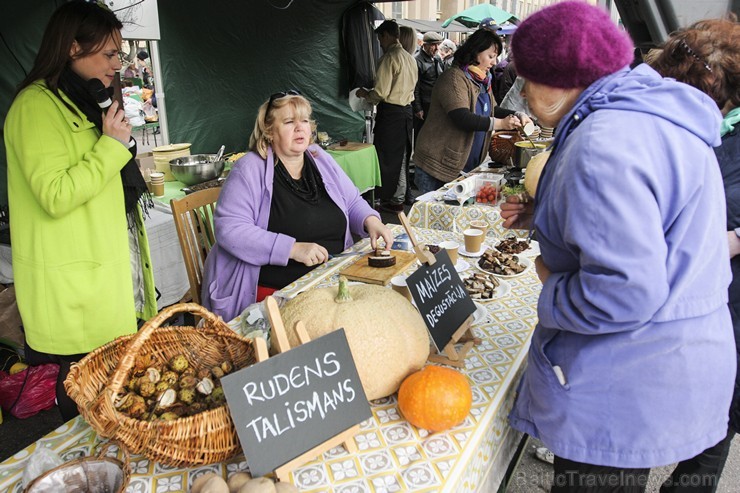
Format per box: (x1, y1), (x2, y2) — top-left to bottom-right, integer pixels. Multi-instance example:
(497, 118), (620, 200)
(357, 20), (417, 212)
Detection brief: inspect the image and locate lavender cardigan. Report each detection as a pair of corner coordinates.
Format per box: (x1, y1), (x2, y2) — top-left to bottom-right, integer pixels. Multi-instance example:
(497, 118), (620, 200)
(201, 145), (380, 321)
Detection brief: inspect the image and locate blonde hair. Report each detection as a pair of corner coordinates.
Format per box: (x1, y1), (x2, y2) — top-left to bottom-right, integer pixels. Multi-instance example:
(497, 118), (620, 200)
(399, 26), (417, 55)
(248, 94), (316, 159)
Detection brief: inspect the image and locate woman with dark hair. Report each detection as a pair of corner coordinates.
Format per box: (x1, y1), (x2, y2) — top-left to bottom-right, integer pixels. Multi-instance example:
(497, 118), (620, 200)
(201, 92), (392, 322)
(413, 29), (530, 193)
(650, 19), (740, 492)
(4, 1), (157, 421)
(500, 3), (735, 491)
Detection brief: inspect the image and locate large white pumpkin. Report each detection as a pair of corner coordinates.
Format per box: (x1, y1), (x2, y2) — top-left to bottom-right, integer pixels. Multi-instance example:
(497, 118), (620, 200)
(280, 277), (430, 400)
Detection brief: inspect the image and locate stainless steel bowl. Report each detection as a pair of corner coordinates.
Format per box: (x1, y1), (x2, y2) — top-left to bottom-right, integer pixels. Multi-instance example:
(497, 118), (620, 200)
(169, 154), (226, 186)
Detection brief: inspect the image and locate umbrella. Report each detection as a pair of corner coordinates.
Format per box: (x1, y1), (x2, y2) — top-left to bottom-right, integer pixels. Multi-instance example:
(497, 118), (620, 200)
(442, 4), (518, 28)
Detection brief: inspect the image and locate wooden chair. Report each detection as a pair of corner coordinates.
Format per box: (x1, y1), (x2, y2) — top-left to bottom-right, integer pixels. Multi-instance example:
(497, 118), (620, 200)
(169, 187), (221, 304)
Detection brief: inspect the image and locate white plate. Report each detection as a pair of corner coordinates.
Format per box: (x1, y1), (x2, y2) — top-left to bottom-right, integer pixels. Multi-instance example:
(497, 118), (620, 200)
(415, 258), (471, 273)
(465, 278), (512, 302)
(476, 256), (533, 278)
(459, 245), (488, 258)
(494, 239), (540, 258)
(455, 259), (471, 272)
(471, 302), (488, 325)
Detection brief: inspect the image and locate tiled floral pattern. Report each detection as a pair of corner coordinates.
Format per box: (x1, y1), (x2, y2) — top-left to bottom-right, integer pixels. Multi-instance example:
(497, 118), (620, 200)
(0, 225), (539, 493)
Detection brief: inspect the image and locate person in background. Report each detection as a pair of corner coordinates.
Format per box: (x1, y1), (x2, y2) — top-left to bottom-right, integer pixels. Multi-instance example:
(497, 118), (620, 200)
(412, 29), (528, 193)
(649, 18), (740, 492)
(438, 39), (456, 70)
(399, 26), (417, 55)
(413, 32), (443, 135)
(357, 20), (417, 213)
(500, 3), (735, 492)
(123, 62), (137, 79)
(201, 92), (392, 322)
(3, 1), (157, 421)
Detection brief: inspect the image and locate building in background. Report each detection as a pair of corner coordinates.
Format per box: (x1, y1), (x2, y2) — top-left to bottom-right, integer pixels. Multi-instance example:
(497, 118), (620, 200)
(376, 0), (602, 27)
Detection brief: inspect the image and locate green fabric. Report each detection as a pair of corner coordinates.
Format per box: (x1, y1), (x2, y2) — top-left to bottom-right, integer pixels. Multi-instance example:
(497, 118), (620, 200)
(158, 1), (365, 160)
(721, 107), (740, 137)
(327, 145), (382, 193)
(4, 82), (154, 354)
(155, 147), (381, 204)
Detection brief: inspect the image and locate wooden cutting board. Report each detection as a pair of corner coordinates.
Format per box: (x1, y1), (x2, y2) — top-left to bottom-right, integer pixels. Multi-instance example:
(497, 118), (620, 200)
(328, 141), (371, 151)
(339, 250), (418, 286)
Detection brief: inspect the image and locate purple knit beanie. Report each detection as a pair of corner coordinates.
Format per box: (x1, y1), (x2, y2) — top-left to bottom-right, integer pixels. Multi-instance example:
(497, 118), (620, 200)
(511, 1), (634, 89)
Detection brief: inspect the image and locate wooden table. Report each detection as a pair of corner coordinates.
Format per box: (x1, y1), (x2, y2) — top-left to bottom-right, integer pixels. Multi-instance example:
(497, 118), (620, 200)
(151, 144), (381, 208)
(0, 225), (539, 493)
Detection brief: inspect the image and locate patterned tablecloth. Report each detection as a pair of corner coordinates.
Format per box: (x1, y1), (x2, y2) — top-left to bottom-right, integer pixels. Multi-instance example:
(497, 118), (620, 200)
(407, 199), (530, 240)
(0, 226), (540, 493)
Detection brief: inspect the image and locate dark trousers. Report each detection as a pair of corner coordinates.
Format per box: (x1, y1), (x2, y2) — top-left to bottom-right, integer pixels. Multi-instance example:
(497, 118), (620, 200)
(659, 432), (734, 493)
(25, 342), (86, 422)
(552, 456), (650, 493)
(374, 102), (412, 202)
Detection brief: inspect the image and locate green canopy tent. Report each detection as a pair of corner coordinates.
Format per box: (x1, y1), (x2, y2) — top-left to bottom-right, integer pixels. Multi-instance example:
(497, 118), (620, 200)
(0, 0), (380, 208)
(442, 3), (518, 28)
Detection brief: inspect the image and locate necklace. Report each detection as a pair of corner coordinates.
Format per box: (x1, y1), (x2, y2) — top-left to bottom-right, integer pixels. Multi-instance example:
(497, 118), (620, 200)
(275, 155), (320, 204)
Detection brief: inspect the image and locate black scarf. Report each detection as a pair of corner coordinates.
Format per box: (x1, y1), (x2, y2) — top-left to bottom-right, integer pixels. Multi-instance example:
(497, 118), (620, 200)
(274, 153), (323, 204)
(58, 67), (152, 229)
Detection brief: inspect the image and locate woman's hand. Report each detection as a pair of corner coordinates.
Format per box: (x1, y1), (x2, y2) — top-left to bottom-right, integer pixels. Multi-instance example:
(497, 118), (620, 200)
(290, 242), (329, 267)
(534, 255), (551, 284)
(500, 194), (534, 230)
(495, 113), (521, 131)
(364, 216), (393, 250)
(102, 100), (132, 147)
(516, 112), (534, 128)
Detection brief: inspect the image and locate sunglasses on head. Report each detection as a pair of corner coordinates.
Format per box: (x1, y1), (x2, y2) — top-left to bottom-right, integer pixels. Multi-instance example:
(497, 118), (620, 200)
(267, 89), (302, 110)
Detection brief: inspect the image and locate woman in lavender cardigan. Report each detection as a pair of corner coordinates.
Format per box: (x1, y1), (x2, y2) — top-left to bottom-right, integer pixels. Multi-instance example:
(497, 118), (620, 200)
(202, 92), (392, 321)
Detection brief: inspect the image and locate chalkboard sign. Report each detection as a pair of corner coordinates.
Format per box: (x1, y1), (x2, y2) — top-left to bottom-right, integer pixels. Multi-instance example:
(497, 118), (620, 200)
(220, 329), (371, 477)
(407, 249), (476, 351)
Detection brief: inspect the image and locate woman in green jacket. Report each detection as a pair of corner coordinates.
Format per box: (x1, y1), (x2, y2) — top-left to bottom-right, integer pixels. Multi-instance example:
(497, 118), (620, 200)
(4, 1), (157, 421)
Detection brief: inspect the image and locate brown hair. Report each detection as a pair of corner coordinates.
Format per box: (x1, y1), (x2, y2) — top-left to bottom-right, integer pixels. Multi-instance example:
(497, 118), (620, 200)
(650, 19), (739, 111)
(18, 1), (123, 98)
(248, 95), (317, 159)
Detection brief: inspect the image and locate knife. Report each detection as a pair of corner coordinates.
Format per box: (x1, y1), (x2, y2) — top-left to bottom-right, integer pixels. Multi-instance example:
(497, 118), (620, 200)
(328, 252), (365, 260)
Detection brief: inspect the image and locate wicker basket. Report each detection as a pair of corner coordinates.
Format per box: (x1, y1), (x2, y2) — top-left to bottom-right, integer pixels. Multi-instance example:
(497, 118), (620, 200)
(65, 303), (256, 467)
(24, 441), (129, 493)
(489, 130), (522, 165)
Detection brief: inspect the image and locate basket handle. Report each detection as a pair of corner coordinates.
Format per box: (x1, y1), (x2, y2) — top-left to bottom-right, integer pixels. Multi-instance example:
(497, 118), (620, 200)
(91, 303), (231, 424)
(95, 440), (131, 469)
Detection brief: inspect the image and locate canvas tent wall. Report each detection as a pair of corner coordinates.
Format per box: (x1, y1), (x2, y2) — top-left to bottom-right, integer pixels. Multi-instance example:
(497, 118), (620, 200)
(0, 0), (375, 208)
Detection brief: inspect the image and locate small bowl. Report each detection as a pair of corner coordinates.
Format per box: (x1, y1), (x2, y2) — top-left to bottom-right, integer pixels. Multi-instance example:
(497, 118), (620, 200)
(169, 154), (225, 186)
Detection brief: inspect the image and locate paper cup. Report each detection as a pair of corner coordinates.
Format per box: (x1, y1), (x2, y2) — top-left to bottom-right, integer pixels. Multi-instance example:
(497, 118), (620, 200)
(149, 172), (165, 184)
(439, 240), (459, 265)
(463, 228), (485, 254)
(151, 181), (165, 198)
(469, 220), (489, 236)
(390, 275), (412, 302)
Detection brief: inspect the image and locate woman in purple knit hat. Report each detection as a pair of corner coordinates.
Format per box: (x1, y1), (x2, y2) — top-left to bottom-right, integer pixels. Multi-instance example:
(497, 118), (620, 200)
(500, 2), (735, 492)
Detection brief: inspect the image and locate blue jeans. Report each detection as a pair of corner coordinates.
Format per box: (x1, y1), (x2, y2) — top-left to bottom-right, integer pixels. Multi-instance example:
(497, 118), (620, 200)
(414, 166), (446, 194)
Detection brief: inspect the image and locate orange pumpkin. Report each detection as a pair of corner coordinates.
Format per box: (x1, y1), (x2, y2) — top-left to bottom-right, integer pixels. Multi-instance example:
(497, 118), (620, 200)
(397, 366), (472, 432)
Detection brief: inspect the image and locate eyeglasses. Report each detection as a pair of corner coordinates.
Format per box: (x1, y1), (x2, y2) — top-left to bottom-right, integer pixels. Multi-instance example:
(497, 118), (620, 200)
(267, 89), (302, 110)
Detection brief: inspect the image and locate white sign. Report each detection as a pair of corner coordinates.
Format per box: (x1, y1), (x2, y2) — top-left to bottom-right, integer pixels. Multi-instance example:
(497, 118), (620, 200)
(106, 0), (161, 40)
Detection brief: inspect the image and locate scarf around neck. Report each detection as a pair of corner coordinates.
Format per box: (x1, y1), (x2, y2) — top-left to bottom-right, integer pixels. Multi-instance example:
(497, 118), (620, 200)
(463, 64), (492, 91)
(57, 67), (151, 229)
(721, 107), (740, 137)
